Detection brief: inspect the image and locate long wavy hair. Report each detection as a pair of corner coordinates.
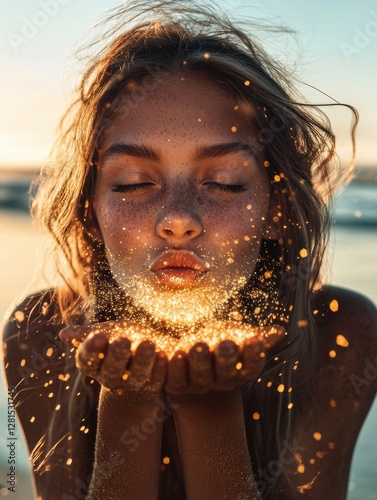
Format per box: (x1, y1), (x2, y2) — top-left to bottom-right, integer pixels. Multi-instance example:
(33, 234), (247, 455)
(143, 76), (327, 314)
(30, 0), (358, 496)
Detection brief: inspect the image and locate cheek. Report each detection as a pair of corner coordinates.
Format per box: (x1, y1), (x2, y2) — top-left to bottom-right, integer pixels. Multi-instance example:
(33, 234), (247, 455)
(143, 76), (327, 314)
(96, 198), (155, 250)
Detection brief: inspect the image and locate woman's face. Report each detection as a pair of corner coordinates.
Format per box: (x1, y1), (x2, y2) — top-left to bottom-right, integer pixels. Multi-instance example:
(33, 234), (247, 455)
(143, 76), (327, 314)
(94, 75), (271, 327)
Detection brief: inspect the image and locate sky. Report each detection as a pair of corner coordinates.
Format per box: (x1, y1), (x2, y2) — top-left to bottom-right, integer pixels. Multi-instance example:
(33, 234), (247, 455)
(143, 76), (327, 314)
(0, 0), (376, 169)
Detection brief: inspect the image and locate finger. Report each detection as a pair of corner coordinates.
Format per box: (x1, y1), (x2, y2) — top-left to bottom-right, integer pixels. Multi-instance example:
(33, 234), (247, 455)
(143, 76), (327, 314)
(147, 351), (168, 391)
(239, 336), (266, 380)
(99, 337), (132, 389)
(75, 332), (108, 378)
(128, 340), (156, 388)
(166, 351), (188, 394)
(188, 343), (213, 389)
(215, 340), (240, 382)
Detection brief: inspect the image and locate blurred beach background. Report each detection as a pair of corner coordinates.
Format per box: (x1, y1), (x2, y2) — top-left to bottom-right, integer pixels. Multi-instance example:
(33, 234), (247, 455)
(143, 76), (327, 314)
(1, 0), (377, 497)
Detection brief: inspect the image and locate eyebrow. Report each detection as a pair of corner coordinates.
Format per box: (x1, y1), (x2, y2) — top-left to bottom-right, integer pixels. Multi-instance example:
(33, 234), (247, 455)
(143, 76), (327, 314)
(101, 141), (258, 164)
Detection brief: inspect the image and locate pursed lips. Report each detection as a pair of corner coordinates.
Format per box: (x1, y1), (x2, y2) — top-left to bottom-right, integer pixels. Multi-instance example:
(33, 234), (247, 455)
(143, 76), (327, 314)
(150, 250), (208, 289)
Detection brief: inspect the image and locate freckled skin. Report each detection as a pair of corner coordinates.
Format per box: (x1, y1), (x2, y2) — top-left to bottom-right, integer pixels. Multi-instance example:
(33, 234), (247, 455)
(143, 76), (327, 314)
(94, 75), (271, 326)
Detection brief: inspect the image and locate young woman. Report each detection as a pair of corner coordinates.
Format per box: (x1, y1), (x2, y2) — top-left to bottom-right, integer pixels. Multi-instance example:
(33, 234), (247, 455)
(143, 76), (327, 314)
(3, 1), (377, 498)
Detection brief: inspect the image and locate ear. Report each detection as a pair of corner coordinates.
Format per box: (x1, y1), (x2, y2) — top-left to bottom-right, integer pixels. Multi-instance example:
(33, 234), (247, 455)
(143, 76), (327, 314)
(262, 196), (280, 240)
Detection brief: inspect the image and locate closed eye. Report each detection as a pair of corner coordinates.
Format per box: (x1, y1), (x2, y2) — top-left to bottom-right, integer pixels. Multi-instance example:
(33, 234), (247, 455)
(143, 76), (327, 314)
(112, 183), (155, 193)
(204, 182), (247, 193)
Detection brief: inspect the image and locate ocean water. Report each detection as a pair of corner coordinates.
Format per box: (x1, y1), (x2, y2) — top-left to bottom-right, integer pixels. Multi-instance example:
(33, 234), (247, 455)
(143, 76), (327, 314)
(0, 179), (376, 499)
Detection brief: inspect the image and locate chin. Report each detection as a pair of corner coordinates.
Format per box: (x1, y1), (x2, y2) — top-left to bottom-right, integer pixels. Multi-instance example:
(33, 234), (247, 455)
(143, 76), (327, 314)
(122, 275), (249, 331)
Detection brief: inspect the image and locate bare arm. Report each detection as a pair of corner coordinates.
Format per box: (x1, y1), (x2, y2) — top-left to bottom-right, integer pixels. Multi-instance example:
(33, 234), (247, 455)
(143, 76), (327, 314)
(60, 325), (168, 500)
(164, 329), (284, 499)
(170, 389), (260, 500)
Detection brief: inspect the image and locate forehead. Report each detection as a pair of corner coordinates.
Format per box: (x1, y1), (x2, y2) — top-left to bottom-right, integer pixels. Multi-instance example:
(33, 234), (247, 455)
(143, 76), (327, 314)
(100, 74), (259, 148)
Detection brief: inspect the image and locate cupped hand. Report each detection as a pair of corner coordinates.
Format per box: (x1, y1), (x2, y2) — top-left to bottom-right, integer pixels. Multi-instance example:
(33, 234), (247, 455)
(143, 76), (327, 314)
(59, 322), (167, 392)
(165, 324), (285, 398)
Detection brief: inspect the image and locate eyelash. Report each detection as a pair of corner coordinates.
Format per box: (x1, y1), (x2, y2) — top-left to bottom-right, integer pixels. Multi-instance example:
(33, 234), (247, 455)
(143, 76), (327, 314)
(205, 182), (247, 193)
(112, 183), (154, 193)
(111, 182), (247, 194)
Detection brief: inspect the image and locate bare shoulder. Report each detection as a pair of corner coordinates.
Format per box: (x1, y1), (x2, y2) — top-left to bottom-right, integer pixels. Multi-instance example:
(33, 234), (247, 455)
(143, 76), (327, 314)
(313, 285), (377, 385)
(2, 291), (99, 497)
(1, 290), (70, 451)
(280, 286), (377, 498)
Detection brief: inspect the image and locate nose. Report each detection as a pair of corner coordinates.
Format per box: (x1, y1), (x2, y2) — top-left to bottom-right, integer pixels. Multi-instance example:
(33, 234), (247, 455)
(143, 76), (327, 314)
(155, 209), (203, 243)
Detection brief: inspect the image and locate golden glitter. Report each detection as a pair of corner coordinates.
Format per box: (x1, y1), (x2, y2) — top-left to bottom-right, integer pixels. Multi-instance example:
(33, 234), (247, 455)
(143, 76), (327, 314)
(48, 392), (54, 398)
(66, 458), (73, 466)
(263, 160), (270, 167)
(288, 387), (293, 393)
(264, 270), (273, 279)
(274, 175), (281, 182)
(46, 348), (54, 357)
(309, 458), (315, 465)
(122, 373), (129, 381)
(254, 307), (261, 315)
(98, 352), (105, 359)
(203, 52), (210, 59)
(287, 402), (293, 409)
(14, 311), (25, 322)
(198, 118), (202, 122)
(328, 442), (335, 449)
(105, 102), (111, 108)
(84, 428), (89, 434)
(313, 432), (322, 441)
(163, 456), (170, 465)
(297, 464), (305, 473)
(244, 80), (251, 86)
(20, 359), (26, 367)
(244, 235), (250, 241)
(58, 374), (70, 381)
(30, 416), (35, 423)
(227, 257), (234, 264)
(277, 384), (285, 393)
(329, 350), (337, 358)
(299, 248), (308, 258)
(329, 299), (339, 312)
(231, 126), (237, 133)
(234, 105), (239, 110)
(329, 399), (336, 408)
(336, 334), (349, 347)
(267, 381), (273, 388)
(260, 352), (266, 358)
(80, 426), (85, 432)
(55, 404), (61, 411)
(313, 309), (318, 315)
(246, 204), (252, 210)
(252, 412), (260, 420)
(316, 451), (325, 459)
(236, 362), (243, 370)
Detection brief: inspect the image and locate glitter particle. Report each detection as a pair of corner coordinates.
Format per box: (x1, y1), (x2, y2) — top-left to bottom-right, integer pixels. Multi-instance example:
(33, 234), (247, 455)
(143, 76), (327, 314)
(336, 334), (349, 347)
(252, 412), (260, 420)
(313, 432), (322, 441)
(329, 300), (339, 312)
